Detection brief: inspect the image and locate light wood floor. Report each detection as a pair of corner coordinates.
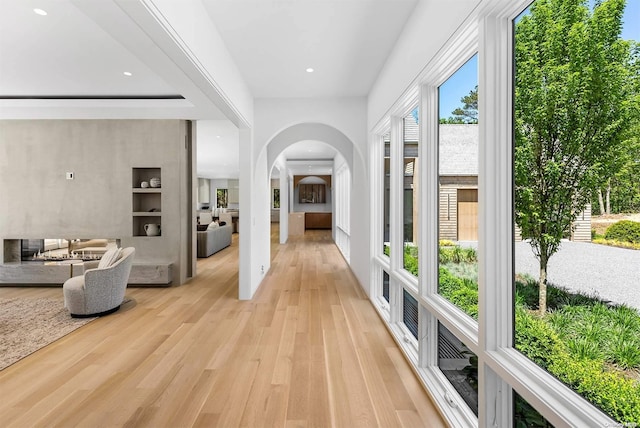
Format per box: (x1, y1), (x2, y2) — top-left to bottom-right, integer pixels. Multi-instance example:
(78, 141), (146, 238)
(0, 226), (445, 428)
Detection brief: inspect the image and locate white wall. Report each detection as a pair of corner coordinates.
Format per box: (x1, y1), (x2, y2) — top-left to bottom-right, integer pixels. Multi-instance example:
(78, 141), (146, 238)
(250, 97), (370, 292)
(143, 0), (254, 126)
(367, 0), (481, 129)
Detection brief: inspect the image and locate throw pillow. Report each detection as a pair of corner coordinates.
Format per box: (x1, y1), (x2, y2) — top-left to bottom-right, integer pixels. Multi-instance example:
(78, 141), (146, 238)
(207, 221), (219, 230)
(98, 247), (120, 269)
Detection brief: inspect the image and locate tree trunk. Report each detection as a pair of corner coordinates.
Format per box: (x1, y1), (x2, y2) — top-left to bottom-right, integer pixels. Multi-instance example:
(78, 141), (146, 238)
(598, 188), (605, 215)
(538, 256), (548, 315)
(606, 178), (611, 215)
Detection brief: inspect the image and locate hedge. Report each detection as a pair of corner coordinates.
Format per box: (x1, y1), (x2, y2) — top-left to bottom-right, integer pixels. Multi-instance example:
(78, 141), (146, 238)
(605, 220), (640, 244)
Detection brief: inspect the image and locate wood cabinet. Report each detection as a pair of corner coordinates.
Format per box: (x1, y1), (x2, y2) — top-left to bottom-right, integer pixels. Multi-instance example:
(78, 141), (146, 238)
(305, 212), (332, 229)
(289, 212), (305, 236)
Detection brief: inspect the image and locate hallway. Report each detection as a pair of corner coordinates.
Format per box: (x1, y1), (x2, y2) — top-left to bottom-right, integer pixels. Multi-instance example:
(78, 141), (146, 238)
(0, 227), (444, 427)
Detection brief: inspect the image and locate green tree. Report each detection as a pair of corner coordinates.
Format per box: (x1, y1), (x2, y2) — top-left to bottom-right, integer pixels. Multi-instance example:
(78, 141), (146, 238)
(596, 42), (640, 214)
(514, 0), (632, 313)
(439, 85), (479, 124)
(451, 85), (478, 124)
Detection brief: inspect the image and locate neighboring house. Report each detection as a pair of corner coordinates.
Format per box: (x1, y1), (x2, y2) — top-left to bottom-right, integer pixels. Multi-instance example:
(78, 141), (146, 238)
(402, 116), (590, 242)
(437, 123), (479, 241)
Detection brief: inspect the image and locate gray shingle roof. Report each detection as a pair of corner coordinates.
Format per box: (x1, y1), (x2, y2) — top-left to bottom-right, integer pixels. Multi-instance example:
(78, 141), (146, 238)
(438, 124), (478, 176)
(401, 114), (477, 176)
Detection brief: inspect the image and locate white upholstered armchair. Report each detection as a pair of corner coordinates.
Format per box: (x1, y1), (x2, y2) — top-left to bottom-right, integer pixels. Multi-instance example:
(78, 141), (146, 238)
(63, 247), (135, 318)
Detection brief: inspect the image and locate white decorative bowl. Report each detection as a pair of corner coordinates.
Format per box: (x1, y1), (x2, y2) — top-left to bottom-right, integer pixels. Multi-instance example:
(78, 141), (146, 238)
(150, 177), (161, 188)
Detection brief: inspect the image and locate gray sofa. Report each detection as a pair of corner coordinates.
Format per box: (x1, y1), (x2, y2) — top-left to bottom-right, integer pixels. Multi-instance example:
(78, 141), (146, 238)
(197, 224), (233, 257)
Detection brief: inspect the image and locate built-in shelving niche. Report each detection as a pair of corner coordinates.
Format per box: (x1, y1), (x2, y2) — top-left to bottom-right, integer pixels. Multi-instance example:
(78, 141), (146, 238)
(132, 168), (162, 237)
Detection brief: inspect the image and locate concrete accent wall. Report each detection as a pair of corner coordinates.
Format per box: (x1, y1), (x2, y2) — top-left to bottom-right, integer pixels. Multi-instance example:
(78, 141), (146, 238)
(0, 119), (191, 285)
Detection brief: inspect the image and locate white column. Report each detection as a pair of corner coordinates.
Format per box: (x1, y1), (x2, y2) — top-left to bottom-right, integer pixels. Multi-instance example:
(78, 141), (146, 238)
(279, 169), (289, 243)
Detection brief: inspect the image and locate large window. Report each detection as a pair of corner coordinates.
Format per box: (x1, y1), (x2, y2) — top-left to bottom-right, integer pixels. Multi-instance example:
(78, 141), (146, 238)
(403, 108), (419, 275)
(437, 55), (479, 319)
(370, 0), (639, 426)
(513, 1), (639, 425)
(383, 132), (391, 256)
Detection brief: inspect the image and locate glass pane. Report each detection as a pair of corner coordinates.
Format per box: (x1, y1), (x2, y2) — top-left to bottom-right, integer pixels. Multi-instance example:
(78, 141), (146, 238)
(403, 107), (419, 275)
(383, 271), (390, 303)
(383, 132), (391, 256)
(438, 322), (478, 416)
(437, 55), (479, 319)
(514, 392), (554, 428)
(403, 289), (418, 339)
(513, 1), (640, 424)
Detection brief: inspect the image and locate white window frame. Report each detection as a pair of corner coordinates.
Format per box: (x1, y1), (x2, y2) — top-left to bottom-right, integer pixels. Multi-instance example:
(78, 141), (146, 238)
(369, 0), (620, 426)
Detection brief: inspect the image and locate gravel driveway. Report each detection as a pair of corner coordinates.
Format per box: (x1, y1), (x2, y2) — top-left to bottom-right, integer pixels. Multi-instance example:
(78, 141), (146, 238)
(515, 241), (640, 310)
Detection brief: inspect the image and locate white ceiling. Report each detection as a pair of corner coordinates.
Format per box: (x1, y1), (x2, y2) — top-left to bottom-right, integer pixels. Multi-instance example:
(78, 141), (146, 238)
(280, 141), (337, 177)
(1, 0), (420, 177)
(202, 0), (418, 98)
(0, 0), (177, 97)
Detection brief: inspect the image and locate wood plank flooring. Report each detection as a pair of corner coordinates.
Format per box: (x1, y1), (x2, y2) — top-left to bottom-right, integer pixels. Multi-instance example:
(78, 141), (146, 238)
(0, 226), (446, 427)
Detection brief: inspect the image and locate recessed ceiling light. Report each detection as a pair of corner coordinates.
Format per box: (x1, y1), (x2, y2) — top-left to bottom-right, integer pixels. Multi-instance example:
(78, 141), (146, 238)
(123, 71), (132, 76)
(216, 135), (221, 138)
(306, 68), (314, 73)
(33, 8), (47, 16)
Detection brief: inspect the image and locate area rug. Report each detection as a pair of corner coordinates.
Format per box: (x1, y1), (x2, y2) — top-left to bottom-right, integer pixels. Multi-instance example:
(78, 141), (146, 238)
(0, 297), (96, 371)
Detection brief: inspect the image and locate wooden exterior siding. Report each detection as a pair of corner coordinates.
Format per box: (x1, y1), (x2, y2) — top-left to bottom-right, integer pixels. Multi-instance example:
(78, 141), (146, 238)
(571, 204), (592, 242)
(514, 204), (591, 242)
(439, 176), (478, 241)
(439, 187), (458, 241)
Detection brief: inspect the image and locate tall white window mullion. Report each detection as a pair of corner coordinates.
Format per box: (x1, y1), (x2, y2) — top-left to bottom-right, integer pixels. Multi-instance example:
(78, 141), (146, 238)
(419, 83), (439, 369)
(477, 8), (515, 428)
(389, 116), (404, 275)
(388, 115), (404, 323)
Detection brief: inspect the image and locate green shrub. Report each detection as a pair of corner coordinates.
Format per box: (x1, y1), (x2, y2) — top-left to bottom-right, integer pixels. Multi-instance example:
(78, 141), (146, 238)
(403, 245), (419, 276)
(549, 303), (640, 370)
(438, 268), (478, 319)
(610, 337), (640, 370)
(593, 238), (640, 250)
(515, 274), (540, 309)
(516, 308), (640, 424)
(449, 284), (478, 319)
(549, 354), (640, 424)
(604, 220), (640, 243)
(439, 246), (478, 264)
(515, 308), (564, 369)
(440, 261), (478, 282)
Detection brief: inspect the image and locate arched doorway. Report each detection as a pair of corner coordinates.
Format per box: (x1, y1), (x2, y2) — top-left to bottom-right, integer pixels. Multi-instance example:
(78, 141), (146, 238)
(264, 123), (355, 261)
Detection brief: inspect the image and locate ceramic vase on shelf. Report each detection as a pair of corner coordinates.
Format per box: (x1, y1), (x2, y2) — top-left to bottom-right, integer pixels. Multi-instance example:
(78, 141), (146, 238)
(144, 223), (161, 236)
(150, 177), (161, 188)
